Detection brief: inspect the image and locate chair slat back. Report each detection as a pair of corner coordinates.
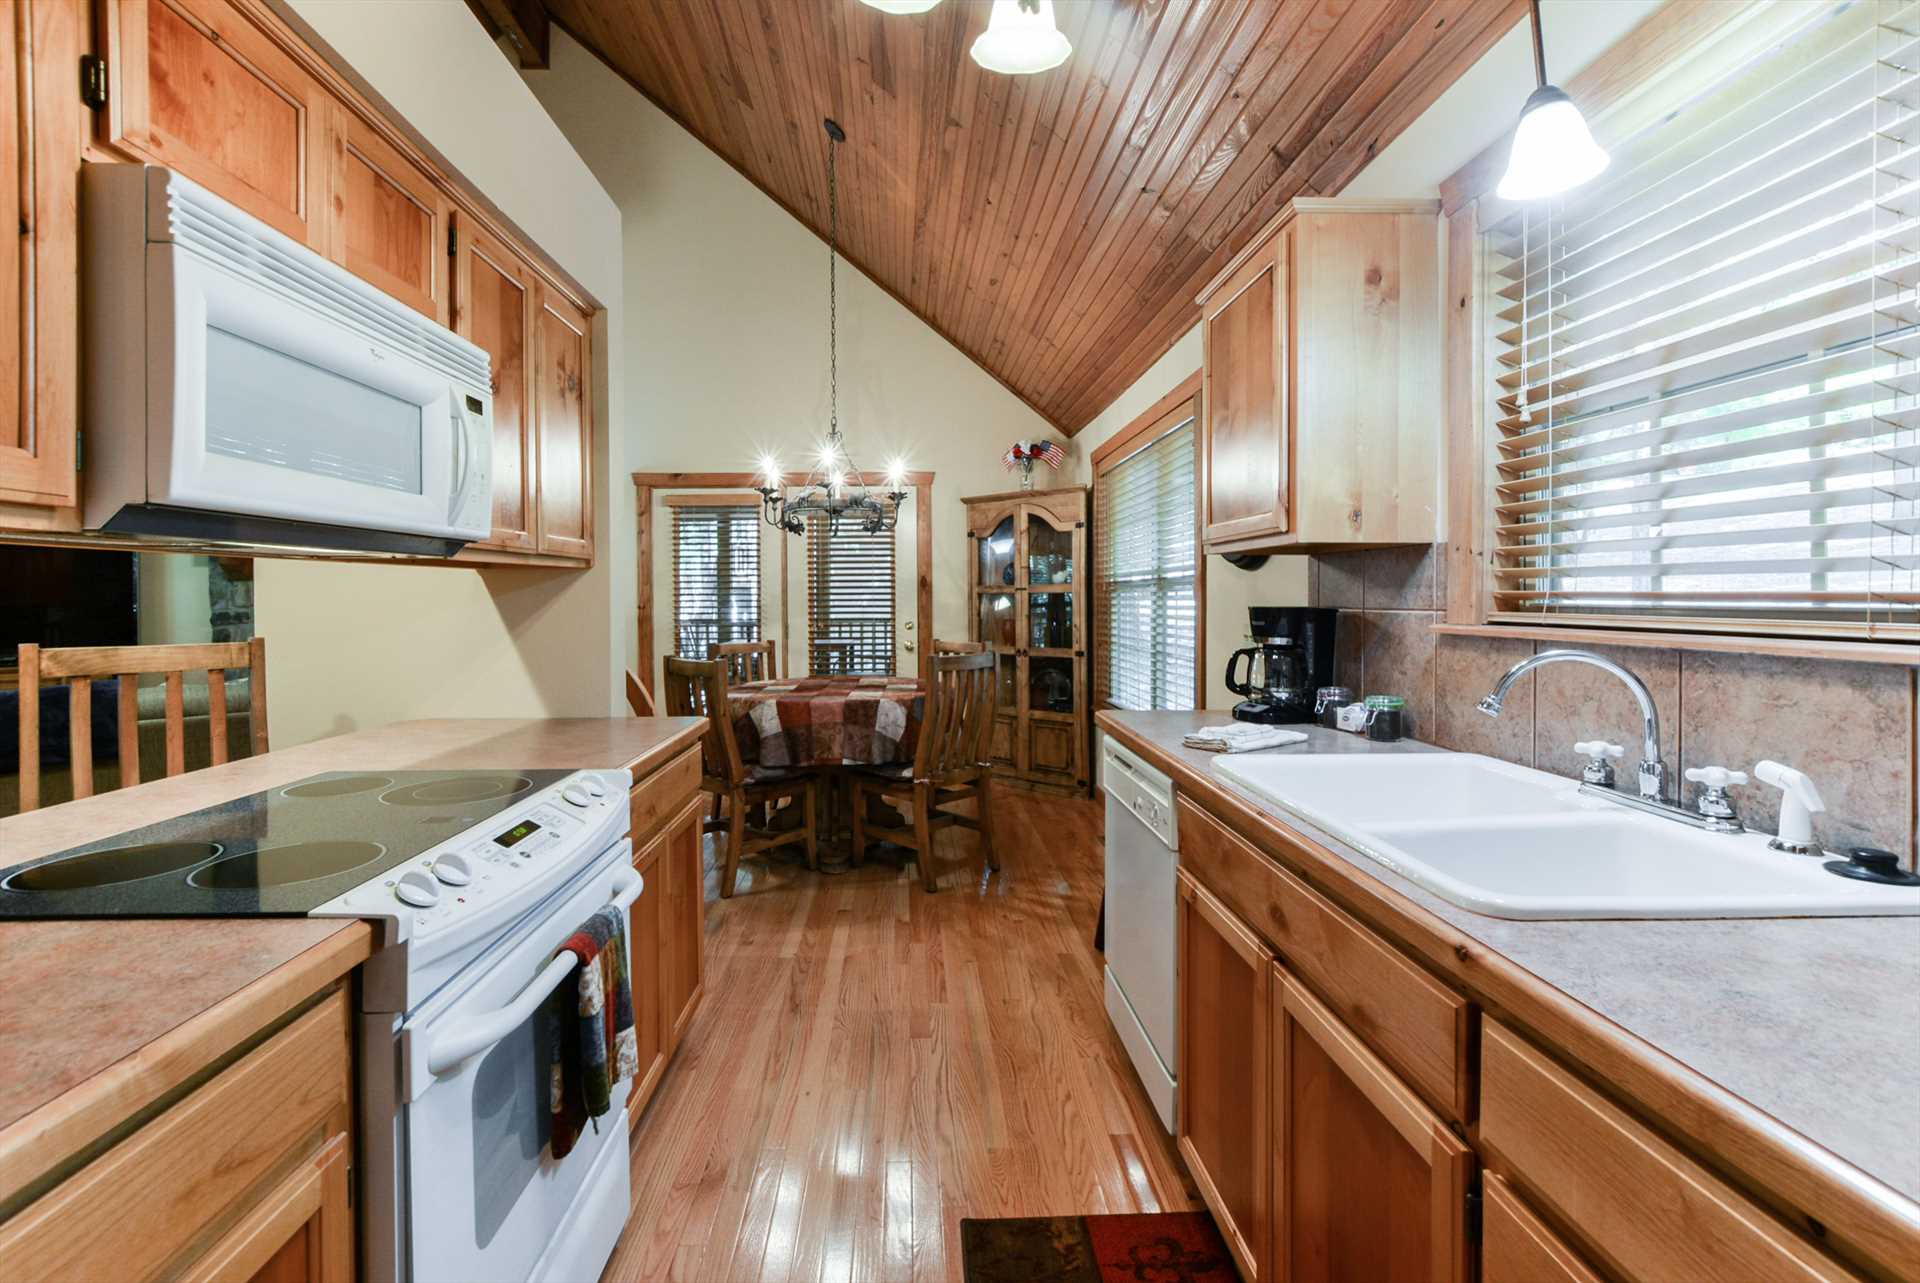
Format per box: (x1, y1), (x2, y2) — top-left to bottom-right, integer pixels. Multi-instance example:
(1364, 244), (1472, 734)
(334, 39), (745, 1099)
(710, 639), (777, 685)
(915, 651), (996, 784)
(930, 639), (987, 655)
(662, 656), (745, 787)
(16, 637), (270, 812)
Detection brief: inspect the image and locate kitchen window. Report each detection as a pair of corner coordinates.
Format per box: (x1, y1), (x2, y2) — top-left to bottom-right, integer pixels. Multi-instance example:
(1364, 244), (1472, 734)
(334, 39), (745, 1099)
(670, 499), (761, 658)
(1478, 0), (1917, 644)
(806, 514), (896, 675)
(1094, 391), (1201, 709)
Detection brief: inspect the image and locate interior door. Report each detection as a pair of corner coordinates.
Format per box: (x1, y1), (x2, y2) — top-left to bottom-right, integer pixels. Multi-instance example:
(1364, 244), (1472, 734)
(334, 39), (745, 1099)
(102, 0), (328, 249)
(455, 215), (538, 551)
(0, 0), (80, 509)
(534, 284), (592, 559)
(327, 104), (450, 323)
(1271, 967), (1473, 1283)
(1176, 870), (1272, 1281)
(1202, 230), (1288, 544)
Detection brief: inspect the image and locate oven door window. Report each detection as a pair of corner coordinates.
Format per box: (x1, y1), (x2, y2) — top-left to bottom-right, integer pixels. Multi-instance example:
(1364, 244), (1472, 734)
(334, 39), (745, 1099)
(469, 1006), (550, 1250)
(204, 327), (424, 494)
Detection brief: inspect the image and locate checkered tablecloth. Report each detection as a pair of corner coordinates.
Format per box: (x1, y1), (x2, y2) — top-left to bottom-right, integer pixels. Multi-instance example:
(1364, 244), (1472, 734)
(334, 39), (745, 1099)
(727, 676), (925, 769)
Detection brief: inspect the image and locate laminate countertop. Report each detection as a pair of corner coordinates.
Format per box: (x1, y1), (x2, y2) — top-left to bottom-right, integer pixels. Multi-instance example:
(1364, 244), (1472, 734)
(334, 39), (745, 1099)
(1098, 710), (1920, 1269)
(0, 716), (706, 1206)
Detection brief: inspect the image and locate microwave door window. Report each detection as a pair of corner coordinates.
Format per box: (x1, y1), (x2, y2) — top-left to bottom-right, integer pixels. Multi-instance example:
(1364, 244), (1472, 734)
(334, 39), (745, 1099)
(204, 327), (425, 494)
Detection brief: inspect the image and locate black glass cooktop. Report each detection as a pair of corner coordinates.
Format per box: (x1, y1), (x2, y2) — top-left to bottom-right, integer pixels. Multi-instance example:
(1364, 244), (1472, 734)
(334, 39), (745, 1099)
(0, 770), (570, 918)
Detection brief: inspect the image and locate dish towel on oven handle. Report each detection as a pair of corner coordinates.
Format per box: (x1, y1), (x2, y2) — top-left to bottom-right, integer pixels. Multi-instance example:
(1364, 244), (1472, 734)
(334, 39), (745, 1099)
(546, 905), (640, 1159)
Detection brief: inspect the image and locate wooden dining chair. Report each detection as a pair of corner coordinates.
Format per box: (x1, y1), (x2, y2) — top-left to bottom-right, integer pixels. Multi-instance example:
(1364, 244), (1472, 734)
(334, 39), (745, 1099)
(16, 639), (269, 813)
(709, 639), (777, 684)
(849, 651), (999, 892)
(931, 639), (987, 654)
(662, 656), (817, 898)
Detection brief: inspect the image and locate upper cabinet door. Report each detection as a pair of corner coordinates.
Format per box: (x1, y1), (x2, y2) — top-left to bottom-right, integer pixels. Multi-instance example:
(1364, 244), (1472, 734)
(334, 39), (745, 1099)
(534, 285), (592, 559)
(1201, 229), (1289, 545)
(327, 106), (450, 323)
(453, 216), (536, 551)
(0, 0), (80, 509)
(103, 0), (327, 249)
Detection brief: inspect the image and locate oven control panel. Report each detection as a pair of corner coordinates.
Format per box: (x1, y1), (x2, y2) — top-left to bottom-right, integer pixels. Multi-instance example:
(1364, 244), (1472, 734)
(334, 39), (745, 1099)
(312, 768), (631, 963)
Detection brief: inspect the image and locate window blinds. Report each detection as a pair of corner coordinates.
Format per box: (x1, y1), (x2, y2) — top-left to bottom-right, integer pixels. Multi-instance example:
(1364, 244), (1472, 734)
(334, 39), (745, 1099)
(672, 505), (760, 658)
(1097, 416), (1199, 709)
(1484, 0), (1919, 641)
(806, 515), (896, 675)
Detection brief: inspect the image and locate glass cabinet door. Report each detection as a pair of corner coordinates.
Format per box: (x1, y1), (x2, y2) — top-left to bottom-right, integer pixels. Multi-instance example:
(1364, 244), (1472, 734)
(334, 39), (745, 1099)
(1028, 591), (1075, 651)
(978, 591), (1018, 651)
(977, 516), (1017, 589)
(1027, 511), (1075, 587)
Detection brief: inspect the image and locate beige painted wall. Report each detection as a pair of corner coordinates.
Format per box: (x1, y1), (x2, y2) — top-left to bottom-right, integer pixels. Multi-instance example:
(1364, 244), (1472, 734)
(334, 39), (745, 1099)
(526, 32), (1057, 692)
(253, 1), (627, 747)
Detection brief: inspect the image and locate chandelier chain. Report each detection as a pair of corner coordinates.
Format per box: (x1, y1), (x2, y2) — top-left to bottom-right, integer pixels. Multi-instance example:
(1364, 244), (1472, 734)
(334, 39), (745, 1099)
(828, 127), (838, 439)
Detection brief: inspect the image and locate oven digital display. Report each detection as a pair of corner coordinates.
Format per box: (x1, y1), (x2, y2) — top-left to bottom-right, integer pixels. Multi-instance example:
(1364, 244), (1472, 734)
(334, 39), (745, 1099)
(493, 819), (541, 849)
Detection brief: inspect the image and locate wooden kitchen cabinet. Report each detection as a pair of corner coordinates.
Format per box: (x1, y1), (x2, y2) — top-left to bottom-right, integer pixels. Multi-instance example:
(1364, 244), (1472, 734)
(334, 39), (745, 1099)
(1481, 1174), (1605, 1283)
(625, 767), (706, 1120)
(185, 1131), (353, 1283)
(963, 486), (1089, 794)
(454, 213), (539, 552)
(534, 285), (594, 560)
(100, 0), (329, 249)
(327, 104), (450, 324)
(1196, 198), (1441, 555)
(1176, 869), (1272, 1281)
(627, 818), (669, 1115)
(657, 794), (707, 1047)
(0, 0), (81, 513)
(1270, 968), (1473, 1283)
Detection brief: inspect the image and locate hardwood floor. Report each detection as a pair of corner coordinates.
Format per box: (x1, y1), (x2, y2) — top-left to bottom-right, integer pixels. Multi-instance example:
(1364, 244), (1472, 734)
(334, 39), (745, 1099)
(605, 782), (1199, 1282)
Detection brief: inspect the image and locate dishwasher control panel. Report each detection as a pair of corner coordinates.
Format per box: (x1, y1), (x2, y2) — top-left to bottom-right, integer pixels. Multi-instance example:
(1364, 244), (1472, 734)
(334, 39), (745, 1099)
(1102, 739), (1178, 850)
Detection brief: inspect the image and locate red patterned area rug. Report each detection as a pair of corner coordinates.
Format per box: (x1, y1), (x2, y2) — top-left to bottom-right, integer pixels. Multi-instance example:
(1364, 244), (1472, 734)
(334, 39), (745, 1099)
(959, 1212), (1236, 1283)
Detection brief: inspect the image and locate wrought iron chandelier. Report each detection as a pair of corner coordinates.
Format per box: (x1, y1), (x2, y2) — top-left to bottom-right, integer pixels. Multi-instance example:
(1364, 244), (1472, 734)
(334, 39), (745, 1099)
(756, 118), (908, 537)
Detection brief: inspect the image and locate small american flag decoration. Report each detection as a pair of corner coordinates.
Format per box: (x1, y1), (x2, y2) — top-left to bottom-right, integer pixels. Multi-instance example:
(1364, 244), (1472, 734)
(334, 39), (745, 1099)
(1003, 440), (1067, 488)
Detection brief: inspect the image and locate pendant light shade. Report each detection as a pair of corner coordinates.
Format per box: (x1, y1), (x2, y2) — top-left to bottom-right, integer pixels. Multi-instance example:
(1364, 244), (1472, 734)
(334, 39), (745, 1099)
(1495, 0), (1608, 202)
(859, 0), (942, 13)
(1496, 85), (1610, 201)
(971, 0), (1071, 75)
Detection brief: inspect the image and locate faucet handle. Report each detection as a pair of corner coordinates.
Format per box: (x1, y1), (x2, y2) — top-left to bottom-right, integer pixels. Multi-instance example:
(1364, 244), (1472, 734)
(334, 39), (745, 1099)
(1574, 740), (1624, 788)
(1684, 766), (1748, 831)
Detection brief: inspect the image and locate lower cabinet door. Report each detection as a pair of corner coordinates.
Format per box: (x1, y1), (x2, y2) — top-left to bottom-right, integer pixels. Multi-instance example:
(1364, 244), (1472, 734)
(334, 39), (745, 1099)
(1176, 870), (1272, 1281)
(626, 835), (668, 1115)
(182, 1132), (353, 1283)
(657, 793), (707, 1047)
(1271, 968), (1473, 1283)
(1481, 1174), (1604, 1283)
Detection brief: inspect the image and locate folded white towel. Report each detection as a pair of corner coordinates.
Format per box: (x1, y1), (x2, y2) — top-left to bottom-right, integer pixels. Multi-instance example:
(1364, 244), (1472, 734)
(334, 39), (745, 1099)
(1182, 724), (1309, 753)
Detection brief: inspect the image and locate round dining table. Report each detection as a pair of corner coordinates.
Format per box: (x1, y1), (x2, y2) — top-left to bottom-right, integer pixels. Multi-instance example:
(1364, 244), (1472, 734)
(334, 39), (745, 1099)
(725, 675), (928, 870)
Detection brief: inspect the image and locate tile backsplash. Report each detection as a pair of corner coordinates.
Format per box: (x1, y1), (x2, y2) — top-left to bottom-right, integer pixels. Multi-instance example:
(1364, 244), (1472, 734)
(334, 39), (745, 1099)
(1308, 545), (1920, 864)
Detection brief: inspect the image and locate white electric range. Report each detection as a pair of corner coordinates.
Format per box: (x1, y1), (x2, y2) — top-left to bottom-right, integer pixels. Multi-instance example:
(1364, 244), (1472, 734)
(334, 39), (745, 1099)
(0, 767), (641, 1283)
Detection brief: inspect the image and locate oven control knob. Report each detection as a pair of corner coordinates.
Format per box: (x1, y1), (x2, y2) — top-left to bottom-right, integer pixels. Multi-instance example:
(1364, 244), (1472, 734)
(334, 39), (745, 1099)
(395, 869), (441, 908)
(581, 776), (608, 800)
(561, 784), (592, 808)
(432, 853), (474, 886)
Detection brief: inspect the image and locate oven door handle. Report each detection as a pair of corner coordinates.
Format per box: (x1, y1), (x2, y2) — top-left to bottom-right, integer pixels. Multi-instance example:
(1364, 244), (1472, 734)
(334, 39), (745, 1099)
(421, 866), (645, 1078)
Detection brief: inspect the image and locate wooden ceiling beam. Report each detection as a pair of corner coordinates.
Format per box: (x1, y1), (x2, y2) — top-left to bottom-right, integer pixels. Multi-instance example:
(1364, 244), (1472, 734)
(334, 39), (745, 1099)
(462, 0), (550, 69)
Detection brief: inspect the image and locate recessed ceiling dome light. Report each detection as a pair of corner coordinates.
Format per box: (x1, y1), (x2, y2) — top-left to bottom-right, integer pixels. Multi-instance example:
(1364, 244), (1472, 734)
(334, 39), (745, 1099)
(859, 0), (942, 13)
(971, 0), (1071, 76)
(1495, 0), (1608, 201)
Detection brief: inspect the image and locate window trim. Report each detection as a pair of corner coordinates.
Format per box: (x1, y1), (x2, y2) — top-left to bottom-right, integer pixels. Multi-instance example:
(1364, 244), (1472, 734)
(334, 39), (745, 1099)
(1092, 370), (1207, 710)
(1438, 0), (1919, 661)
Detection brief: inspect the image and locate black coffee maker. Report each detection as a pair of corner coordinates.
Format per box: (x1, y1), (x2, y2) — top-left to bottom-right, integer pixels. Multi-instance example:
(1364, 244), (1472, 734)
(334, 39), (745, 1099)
(1226, 606), (1338, 724)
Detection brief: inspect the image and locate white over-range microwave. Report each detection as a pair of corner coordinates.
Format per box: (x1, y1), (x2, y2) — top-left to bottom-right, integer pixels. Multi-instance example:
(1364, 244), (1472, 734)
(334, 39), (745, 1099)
(82, 164), (493, 556)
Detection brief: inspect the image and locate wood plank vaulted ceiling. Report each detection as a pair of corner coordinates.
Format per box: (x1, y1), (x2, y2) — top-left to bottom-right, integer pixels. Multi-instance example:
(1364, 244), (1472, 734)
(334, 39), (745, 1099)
(544, 0), (1526, 433)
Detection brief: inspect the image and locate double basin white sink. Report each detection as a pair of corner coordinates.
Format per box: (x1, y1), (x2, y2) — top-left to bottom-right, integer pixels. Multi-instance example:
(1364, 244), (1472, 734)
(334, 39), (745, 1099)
(1211, 753), (1920, 920)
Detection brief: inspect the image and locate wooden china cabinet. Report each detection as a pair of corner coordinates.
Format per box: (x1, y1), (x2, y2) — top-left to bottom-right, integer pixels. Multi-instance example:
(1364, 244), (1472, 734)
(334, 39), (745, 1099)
(963, 485), (1090, 794)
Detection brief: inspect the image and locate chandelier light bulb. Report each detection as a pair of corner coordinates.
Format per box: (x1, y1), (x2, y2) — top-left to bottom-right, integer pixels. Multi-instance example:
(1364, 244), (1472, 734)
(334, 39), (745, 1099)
(971, 0), (1071, 76)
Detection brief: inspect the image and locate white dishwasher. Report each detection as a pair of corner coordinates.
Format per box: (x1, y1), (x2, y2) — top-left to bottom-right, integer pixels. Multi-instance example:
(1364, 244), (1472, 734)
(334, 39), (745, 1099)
(1102, 737), (1178, 1132)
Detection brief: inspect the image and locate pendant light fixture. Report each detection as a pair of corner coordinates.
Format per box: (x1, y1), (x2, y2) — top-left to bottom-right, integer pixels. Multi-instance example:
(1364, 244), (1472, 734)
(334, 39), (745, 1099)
(757, 119), (909, 537)
(859, 0), (942, 14)
(1495, 0), (1609, 201)
(970, 0), (1071, 76)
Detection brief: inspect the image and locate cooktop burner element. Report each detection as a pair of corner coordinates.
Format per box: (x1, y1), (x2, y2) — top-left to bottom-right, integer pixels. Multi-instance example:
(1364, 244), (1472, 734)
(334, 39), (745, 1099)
(0, 769), (572, 918)
(380, 775), (532, 807)
(282, 775), (394, 798)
